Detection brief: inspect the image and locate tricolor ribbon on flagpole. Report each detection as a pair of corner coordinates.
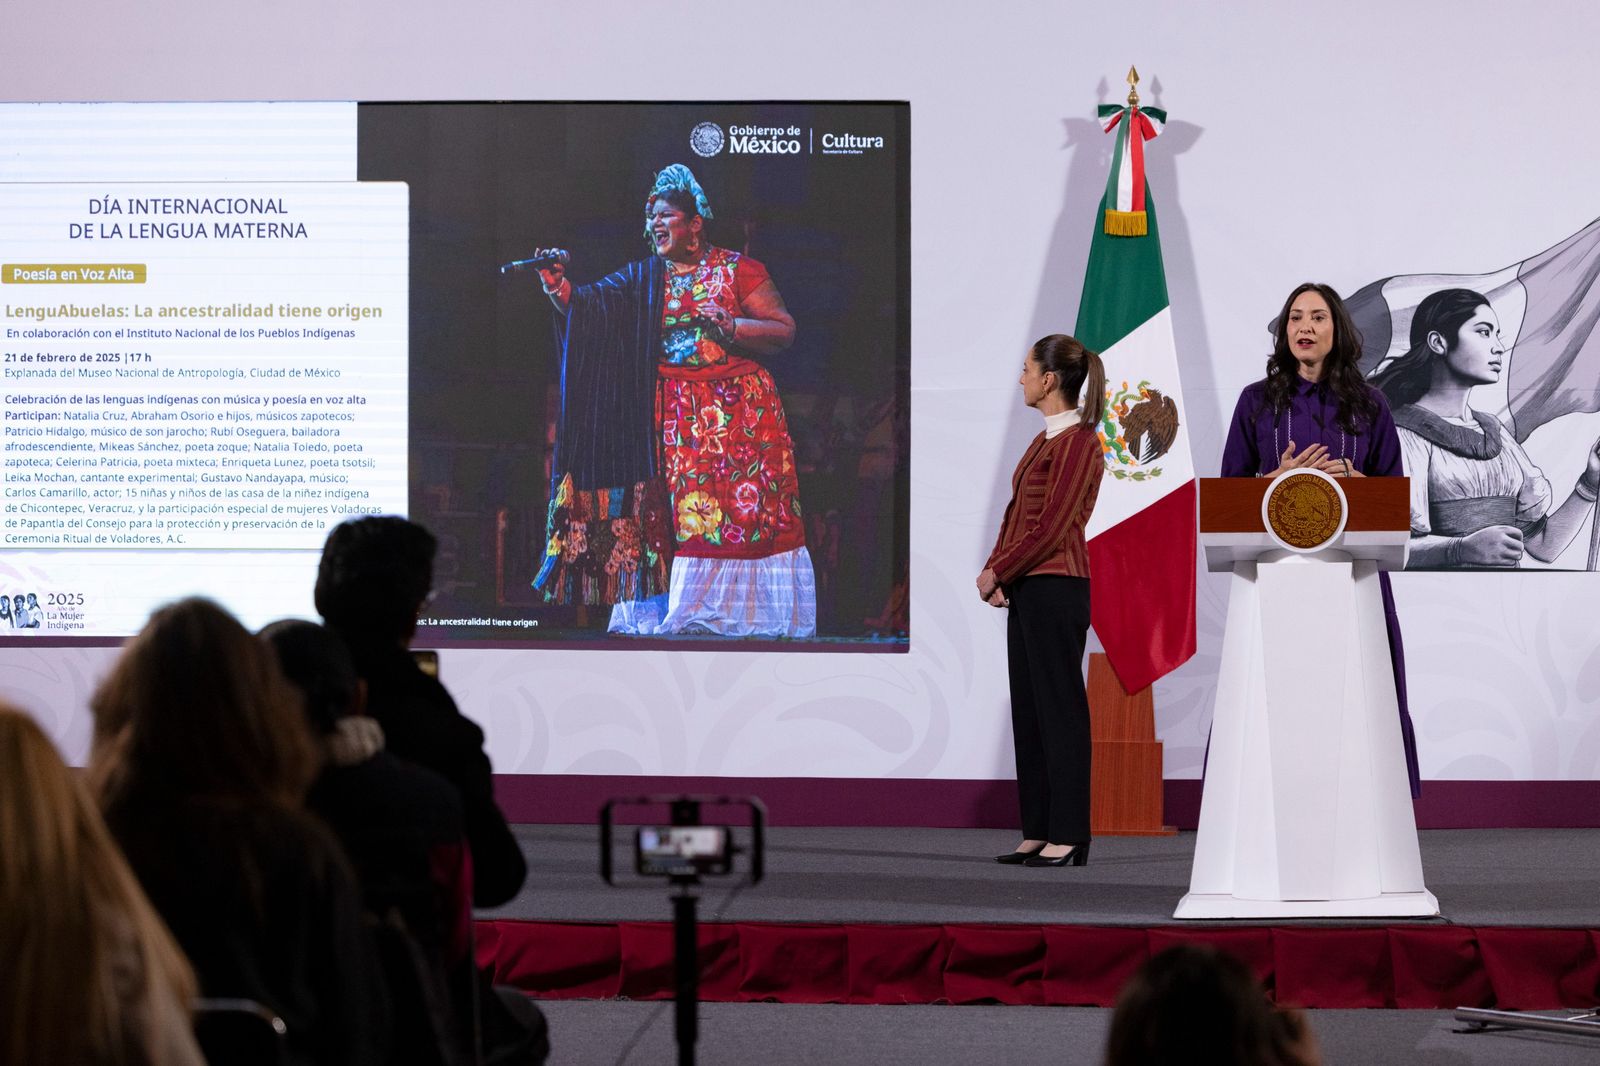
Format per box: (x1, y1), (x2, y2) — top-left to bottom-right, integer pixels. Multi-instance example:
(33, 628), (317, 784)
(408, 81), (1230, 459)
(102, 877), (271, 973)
(1097, 103), (1167, 237)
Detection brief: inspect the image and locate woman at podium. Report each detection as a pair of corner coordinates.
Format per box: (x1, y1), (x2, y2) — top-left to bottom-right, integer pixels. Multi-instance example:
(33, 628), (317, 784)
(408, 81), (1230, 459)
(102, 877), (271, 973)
(1220, 282), (1419, 796)
(978, 334), (1106, 867)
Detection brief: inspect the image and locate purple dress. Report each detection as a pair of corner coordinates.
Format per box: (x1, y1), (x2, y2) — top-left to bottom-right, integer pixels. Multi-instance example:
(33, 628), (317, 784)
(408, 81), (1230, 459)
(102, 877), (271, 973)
(1221, 376), (1421, 799)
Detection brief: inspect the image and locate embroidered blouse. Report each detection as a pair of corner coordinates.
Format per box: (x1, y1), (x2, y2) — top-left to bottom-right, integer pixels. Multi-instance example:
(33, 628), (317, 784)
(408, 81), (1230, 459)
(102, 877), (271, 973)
(1221, 376), (1402, 478)
(660, 247), (770, 368)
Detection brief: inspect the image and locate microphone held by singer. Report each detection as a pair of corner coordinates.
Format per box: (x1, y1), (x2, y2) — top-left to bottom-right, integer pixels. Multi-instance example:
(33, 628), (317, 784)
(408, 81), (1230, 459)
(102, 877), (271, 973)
(500, 249), (570, 274)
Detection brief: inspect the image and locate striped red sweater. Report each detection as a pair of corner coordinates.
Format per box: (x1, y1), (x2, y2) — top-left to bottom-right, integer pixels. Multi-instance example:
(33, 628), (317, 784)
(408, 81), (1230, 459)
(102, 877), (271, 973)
(985, 423), (1104, 584)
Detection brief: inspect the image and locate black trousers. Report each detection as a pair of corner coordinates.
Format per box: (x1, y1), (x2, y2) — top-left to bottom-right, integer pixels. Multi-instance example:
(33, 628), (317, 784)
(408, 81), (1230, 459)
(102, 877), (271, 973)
(1006, 575), (1091, 844)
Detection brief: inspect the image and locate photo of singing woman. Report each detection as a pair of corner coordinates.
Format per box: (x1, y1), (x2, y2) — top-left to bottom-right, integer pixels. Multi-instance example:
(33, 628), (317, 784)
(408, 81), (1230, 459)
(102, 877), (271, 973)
(526, 163), (815, 637)
(357, 102), (909, 647)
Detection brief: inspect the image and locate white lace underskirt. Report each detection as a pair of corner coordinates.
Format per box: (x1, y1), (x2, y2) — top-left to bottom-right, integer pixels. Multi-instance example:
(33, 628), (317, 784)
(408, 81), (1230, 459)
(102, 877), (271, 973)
(608, 546), (817, 638)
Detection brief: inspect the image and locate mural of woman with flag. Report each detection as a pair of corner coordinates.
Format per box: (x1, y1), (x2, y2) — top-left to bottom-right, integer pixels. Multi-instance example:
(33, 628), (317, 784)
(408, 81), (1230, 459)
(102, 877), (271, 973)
(1366, 288), (1600, 569)
(1345, 215), (1600, 570)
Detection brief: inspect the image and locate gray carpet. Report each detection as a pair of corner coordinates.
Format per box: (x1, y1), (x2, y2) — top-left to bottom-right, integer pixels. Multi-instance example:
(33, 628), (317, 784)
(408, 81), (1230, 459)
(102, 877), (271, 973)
(484, 826), (1600, 927)
(534, 1001), (1600, 1065)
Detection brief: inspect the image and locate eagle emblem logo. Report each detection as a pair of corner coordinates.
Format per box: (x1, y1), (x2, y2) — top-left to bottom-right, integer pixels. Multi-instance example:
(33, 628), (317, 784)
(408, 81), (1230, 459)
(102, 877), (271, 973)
(1098, 380), (1180, 481)
(1264, 470), (1347, 551)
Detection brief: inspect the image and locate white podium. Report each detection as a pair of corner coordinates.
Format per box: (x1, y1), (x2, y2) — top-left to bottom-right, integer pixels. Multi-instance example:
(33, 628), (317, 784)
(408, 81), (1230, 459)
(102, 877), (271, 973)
(1174, 472), (1438, 919)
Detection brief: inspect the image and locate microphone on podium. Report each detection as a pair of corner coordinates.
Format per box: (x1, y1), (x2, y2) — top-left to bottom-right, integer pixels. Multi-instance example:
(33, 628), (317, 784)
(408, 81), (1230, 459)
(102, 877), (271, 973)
(500, 249), (569, 275)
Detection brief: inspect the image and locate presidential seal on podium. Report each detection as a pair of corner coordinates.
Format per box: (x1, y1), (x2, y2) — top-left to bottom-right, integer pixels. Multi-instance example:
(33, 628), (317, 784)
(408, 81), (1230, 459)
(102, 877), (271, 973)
(1262, 468), (1347, 553)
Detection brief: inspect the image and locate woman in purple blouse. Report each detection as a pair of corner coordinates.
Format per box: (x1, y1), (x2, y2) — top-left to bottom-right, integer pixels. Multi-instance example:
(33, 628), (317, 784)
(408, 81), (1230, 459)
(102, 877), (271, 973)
(1222, 283), (1402, 481)
(1220, 282), (1419, 797)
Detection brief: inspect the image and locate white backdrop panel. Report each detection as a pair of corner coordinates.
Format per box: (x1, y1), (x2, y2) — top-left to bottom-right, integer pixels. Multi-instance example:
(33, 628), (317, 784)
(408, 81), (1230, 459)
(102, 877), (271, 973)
(3, 0), (1599, 780)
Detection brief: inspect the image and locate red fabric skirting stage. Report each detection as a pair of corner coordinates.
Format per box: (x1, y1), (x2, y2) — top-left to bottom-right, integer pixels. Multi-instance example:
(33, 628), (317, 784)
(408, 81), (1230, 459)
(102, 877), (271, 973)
(476, 920), (1600, 1010)
(494, 776), (1600, 830)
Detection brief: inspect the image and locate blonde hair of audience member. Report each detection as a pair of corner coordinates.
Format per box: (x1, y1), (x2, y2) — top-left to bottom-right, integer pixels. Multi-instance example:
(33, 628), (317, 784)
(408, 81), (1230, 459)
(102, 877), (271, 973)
(0, 704), (202, 1066)
(89, 597), (318, 810)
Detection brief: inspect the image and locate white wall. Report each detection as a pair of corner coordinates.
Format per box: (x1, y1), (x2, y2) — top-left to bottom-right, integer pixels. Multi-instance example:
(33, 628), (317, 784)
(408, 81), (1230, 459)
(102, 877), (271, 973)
(5, 0), (1599, 781)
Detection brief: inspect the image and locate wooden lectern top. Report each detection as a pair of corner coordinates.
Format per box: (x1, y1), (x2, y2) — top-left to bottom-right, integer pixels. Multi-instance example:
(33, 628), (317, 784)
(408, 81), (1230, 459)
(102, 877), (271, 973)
(1199, 477), (1409, 533)
(1198, 476), (1411, 571)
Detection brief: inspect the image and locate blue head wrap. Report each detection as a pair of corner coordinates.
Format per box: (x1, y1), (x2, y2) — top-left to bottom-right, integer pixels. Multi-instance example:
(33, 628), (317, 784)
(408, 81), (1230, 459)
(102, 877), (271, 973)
(643, 164), (713, 239)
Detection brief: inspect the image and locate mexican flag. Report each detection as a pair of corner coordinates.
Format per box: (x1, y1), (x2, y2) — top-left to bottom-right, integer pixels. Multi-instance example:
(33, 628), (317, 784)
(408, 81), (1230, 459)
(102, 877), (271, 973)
(1075, 101), (1197, 693)
(1344, 215), (1600, 442)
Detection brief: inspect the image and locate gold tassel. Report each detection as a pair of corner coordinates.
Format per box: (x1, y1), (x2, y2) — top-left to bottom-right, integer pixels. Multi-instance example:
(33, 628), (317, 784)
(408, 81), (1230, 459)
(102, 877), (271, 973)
(1104, 209), (1148, 237)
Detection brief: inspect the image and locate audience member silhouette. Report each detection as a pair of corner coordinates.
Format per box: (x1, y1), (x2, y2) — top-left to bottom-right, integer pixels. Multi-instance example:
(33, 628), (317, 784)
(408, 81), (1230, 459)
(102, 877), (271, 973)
(315, 517), (548, 1063)
(262, 618), (472, 971)
(1104, 944), (1320, 1066)
(0, 703), (205, 1066)
(265, 619), (485, 1066)
(89, 597), (390, 1066)
(314, 516), (527, 907)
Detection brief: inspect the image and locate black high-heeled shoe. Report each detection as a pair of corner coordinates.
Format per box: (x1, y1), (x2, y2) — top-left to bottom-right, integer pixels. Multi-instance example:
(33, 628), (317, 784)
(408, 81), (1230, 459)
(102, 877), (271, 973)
(1022, 842), (1090, 867)
(994, 844), (1046, 865)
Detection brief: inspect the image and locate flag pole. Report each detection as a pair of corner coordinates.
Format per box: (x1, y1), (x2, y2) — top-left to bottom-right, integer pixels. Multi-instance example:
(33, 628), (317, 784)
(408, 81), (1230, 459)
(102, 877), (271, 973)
(1588, 499), (1599, 571)
(1079, 76), (1196, 688)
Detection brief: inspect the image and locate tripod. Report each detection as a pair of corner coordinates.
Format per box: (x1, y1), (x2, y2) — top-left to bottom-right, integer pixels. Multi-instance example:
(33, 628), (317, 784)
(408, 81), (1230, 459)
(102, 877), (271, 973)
(599, 794), (766, 1066)
(1455, 1006), (1600, 1040)
(670, 875), (703, 1066)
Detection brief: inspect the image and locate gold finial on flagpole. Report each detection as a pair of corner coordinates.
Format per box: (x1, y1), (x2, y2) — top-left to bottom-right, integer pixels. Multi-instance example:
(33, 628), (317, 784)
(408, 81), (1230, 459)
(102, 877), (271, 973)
(1126, 66), (1141, 107)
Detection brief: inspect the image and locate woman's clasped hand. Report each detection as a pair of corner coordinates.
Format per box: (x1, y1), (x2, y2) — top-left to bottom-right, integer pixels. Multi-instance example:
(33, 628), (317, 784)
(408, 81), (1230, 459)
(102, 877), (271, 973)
(1265, 441), (1364, 478)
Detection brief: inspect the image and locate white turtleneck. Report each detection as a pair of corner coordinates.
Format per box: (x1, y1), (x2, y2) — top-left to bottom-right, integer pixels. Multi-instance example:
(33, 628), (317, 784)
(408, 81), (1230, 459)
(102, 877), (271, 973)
(1043, 408), (1082, 439)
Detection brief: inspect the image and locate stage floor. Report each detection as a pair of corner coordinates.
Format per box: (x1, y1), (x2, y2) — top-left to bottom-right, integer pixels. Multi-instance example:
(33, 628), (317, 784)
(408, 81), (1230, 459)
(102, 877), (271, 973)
(537, 1001), (1600, 1066)
(485, 825), (1600, 927)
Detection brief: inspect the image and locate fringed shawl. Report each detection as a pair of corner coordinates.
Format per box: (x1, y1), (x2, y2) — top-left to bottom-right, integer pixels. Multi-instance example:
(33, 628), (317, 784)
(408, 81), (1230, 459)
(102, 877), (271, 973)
(534, 258), (672, 604)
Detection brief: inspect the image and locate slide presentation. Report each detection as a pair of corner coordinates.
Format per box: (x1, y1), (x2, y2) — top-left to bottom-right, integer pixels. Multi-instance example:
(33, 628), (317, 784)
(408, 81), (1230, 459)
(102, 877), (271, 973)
(1, 101), (909, 649)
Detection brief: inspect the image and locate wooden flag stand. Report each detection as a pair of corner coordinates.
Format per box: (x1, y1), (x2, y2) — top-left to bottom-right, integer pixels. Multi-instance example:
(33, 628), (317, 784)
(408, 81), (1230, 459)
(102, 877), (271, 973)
(1087, 652), (1175, 836)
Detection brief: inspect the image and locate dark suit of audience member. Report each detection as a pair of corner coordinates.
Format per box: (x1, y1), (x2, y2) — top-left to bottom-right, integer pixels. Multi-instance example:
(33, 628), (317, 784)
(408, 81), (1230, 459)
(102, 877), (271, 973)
(263, 619), (474, 971)
(314, 517), (548, 1065)
(313, 517), (527, 908)
(89, 598), (389, 1066)
(309, 728), (473, 963)
(346, 639), (525, 909)
(265, 619), (476, 1065)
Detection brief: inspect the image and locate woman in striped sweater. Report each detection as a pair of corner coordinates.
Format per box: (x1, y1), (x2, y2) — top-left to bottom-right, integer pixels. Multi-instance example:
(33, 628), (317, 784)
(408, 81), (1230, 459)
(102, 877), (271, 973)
(979, 334), (1107, 868)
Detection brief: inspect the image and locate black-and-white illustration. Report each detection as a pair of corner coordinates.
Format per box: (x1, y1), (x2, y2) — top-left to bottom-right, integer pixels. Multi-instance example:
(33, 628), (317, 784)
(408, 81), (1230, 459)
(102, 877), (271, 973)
(1347, 218), (1600, 570)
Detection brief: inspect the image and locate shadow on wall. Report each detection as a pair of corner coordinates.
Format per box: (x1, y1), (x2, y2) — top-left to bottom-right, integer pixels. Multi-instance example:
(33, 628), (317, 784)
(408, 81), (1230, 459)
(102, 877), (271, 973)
(983, 74), (1210, 581)
(977, 75), (1222, 769)
(1122, 79), (1230, 769)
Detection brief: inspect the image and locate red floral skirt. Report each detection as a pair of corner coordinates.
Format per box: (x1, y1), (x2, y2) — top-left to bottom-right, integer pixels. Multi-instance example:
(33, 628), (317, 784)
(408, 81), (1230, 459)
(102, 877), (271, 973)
(657, 356), (805, 560)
